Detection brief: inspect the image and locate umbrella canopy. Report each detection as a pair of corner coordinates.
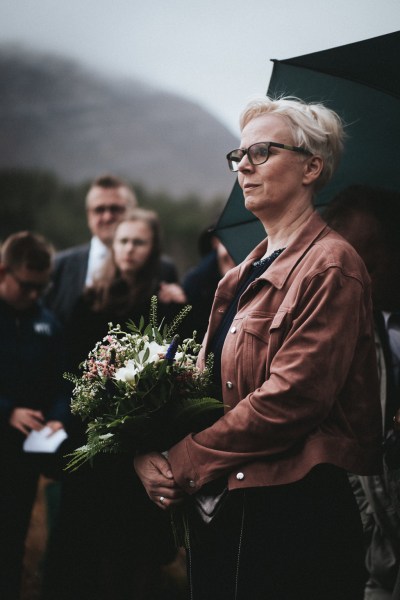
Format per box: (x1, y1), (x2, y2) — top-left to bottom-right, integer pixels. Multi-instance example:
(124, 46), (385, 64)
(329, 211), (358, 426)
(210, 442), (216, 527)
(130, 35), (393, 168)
(216, 31), (400, 265)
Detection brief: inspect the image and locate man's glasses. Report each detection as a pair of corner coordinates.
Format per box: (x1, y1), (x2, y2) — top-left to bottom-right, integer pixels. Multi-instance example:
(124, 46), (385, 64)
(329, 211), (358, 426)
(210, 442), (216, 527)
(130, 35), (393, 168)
(226, 141), (311, 172)
(88, 205), (126, 216)
(7, 269), (51, 294)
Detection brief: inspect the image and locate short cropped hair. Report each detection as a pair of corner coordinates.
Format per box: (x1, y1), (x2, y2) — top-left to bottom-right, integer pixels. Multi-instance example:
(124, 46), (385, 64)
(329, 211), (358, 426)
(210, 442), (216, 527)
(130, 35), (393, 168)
(85, 174), (138, 208)
(1, 231), (53, 271)
(240, 96), (345, 192)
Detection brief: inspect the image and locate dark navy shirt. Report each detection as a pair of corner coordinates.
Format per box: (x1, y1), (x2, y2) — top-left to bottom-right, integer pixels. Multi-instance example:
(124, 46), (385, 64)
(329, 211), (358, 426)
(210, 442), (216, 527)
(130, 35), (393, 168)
(208, 249), (285, 398)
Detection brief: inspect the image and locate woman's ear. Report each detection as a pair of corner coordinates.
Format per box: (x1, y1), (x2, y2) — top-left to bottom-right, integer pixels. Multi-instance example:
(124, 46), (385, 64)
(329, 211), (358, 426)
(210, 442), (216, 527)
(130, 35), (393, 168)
(303, 155), (324, 186)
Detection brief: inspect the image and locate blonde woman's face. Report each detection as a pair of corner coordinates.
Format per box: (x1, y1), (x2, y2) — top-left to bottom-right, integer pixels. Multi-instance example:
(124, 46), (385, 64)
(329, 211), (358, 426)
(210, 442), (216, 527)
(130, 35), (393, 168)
(238, 114), (310, 222)
(113, 221), (153, 276)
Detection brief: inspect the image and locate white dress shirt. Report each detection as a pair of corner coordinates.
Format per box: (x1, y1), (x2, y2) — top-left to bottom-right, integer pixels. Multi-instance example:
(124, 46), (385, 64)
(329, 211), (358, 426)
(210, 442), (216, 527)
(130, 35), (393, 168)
(85, 236), (110, 286)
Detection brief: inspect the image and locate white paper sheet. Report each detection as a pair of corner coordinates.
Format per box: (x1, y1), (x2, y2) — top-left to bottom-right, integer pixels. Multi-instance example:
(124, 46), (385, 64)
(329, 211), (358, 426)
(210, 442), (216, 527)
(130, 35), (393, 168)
(23, 426), (68, 453)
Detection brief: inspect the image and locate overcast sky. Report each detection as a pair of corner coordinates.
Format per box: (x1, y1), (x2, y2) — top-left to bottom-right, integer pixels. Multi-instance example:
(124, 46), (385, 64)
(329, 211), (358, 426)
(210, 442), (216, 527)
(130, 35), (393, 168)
(1, 0), (399, 136)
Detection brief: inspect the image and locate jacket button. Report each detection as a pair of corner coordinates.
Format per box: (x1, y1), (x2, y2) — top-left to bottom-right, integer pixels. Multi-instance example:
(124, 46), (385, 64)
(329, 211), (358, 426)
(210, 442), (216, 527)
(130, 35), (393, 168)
(230, 326), (237, 333)
(236, 472), (244, 480)
(226, 381), (233, 389)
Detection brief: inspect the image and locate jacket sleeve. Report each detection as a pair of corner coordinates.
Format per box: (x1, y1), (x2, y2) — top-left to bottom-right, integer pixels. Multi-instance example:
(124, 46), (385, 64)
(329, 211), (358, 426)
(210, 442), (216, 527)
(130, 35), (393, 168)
(168, 264), (378, 490)
(159, 255), (179, 283)
(44, 316), (73, 425)
(0, 394), (17, 420)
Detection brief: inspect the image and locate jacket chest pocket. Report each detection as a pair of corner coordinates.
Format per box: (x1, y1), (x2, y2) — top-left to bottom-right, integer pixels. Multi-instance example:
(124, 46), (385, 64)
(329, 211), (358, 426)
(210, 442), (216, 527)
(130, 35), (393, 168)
(242, 313), (275, 389)
(268, 310), (290, 374)
(242, 310), (289, 386)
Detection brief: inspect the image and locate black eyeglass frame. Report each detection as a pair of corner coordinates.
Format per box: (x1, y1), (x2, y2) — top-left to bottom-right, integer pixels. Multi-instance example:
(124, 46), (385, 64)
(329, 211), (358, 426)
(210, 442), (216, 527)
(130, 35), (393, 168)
(226, 141), (312, 172)
(88, 204), (126, 216)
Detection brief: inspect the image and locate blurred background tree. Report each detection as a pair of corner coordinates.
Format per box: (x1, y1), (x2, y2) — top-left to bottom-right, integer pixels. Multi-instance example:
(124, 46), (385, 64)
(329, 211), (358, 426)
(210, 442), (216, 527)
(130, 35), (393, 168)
(0, 169), (225, 276)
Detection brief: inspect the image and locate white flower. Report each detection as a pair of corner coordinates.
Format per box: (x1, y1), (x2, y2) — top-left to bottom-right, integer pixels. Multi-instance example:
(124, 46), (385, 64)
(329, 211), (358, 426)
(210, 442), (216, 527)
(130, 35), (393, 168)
(114, 360), (143, 384)
(138, 341), (168, 364)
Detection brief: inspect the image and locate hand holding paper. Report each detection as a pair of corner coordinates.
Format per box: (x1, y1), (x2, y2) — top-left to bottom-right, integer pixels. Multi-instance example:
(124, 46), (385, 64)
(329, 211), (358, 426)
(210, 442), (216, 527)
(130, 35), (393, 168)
(23, 425), (68, 453)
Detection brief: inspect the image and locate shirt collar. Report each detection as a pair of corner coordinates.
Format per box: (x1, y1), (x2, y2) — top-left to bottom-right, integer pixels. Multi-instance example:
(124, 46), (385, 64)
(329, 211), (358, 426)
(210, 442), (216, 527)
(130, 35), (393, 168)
(235, 211), (330, 290)
(90, 236), (109, 259)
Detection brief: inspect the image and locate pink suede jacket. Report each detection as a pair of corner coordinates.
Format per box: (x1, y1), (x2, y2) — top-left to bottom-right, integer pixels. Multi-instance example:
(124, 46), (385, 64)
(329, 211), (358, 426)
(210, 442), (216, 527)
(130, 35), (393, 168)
(168, 211), (382, 494)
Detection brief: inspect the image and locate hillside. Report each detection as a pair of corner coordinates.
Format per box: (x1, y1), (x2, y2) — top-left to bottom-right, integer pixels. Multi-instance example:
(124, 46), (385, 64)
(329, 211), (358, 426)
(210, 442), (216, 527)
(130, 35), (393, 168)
(0, 46), (237, 199)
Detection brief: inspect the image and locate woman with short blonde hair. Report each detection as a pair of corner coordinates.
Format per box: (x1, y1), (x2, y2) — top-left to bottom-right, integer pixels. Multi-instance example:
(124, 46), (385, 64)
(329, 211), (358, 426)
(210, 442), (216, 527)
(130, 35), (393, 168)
(135, 97), (381, 599)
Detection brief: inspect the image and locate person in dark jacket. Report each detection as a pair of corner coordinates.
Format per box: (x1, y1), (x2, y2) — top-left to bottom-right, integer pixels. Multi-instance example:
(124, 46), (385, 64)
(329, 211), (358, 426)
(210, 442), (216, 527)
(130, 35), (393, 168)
(183, 226), (236, 341)
(324, 185), (400, 600)
(0, 231), (70, 600)
(45, 174), (178, 324)
(43, 209), (182, 600)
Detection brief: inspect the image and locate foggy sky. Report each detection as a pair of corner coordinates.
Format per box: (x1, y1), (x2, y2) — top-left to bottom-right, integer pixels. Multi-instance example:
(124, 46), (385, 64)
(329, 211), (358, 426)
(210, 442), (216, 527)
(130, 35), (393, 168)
(1, 0), (399, 135)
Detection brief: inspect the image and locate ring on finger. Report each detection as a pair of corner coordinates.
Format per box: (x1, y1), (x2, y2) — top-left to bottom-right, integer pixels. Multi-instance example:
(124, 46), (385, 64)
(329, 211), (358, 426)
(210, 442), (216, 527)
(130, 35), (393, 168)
(159, 496), (165, 504)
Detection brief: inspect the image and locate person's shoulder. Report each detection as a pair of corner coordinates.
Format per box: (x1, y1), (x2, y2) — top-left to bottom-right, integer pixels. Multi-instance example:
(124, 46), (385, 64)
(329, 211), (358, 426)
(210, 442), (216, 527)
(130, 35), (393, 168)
(183, 251), (219, 289)
(159, 254), (178, 282)
(55, 242), (90, 263)
(317, 226), (362, 260)
(52, 243), (90, 278)
(160, 254), (175, 268)
(313, 227), (369, 280)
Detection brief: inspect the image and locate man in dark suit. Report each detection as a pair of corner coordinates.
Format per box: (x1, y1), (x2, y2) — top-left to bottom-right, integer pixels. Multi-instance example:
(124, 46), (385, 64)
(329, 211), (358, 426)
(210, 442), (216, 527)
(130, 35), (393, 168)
(0, 232), (71, 599)
(46, 174), (178, 323)
(323, 185), (400, 600)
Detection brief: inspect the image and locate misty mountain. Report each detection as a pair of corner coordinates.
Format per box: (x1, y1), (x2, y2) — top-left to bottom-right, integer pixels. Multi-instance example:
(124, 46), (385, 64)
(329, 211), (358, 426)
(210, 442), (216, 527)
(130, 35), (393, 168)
(0, 46), (237, 199)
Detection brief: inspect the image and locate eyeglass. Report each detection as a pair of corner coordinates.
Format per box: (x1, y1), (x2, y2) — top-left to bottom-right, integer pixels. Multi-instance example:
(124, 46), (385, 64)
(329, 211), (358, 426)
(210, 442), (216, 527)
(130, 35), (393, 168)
(226, 141), (311, 172)
(7, 269), (52, 294)
(88, 204), (126, 216)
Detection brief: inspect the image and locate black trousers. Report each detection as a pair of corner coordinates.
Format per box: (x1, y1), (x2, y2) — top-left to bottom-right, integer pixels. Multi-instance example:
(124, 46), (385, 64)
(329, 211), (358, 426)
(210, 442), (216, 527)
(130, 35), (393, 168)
(0, 431), (40, 600)
(187, 465), (366, 600)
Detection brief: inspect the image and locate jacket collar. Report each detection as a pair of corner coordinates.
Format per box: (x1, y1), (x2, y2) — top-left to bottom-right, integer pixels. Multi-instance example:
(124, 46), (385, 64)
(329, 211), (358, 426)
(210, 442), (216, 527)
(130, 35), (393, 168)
(235, 211), (330, 290)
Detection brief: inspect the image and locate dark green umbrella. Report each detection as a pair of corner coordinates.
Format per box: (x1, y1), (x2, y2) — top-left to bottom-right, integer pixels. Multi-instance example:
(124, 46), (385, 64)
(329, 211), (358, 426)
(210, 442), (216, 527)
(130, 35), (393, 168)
(216, 30), (400, 264)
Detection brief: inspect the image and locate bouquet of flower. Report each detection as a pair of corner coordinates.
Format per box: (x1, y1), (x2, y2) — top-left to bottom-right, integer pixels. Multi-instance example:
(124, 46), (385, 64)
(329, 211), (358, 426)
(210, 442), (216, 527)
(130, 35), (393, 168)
(65, 297), (222, 471)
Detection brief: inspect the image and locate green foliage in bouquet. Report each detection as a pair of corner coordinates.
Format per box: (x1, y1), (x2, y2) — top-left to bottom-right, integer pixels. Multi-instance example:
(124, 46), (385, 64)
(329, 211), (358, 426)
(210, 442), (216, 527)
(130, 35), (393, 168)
(65, 297), (222, 470)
